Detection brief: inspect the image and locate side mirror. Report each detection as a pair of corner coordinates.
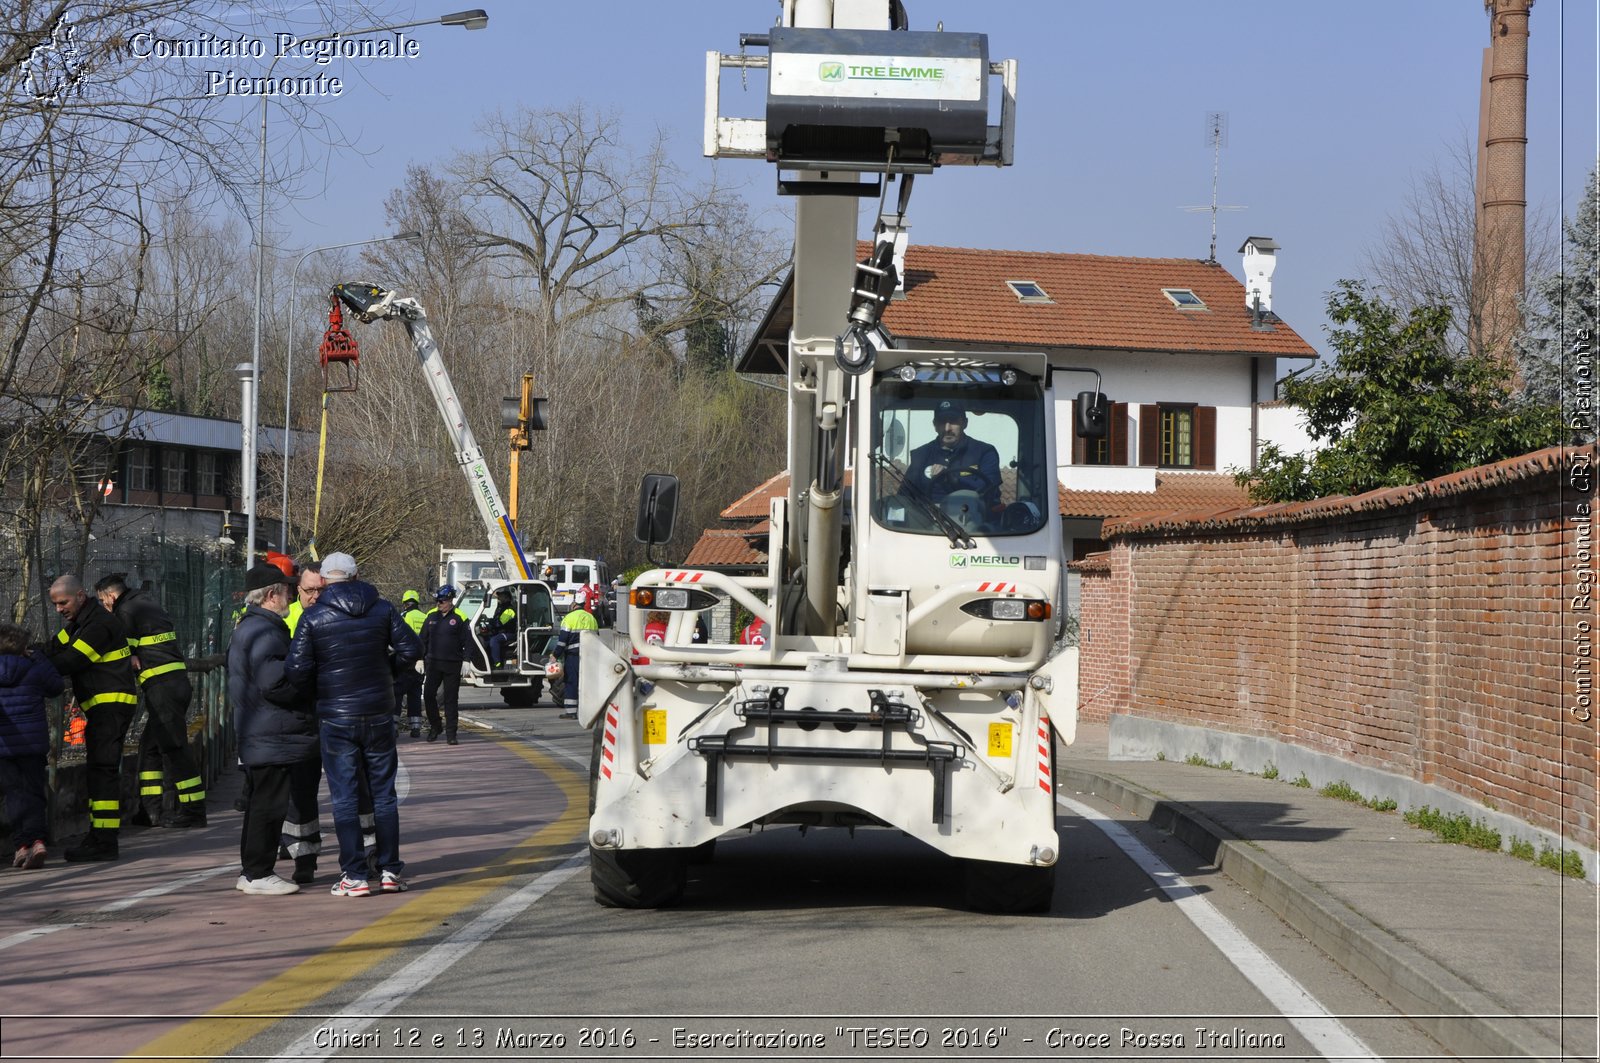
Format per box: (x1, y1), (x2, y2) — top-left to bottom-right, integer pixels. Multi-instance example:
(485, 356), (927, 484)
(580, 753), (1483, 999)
(635, 473), (679, 547)
(1075, 391), (1110, 439)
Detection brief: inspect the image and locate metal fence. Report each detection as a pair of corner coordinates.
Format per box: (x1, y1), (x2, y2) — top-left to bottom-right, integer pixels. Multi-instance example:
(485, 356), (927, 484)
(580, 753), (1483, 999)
(38, 536), (244, 824)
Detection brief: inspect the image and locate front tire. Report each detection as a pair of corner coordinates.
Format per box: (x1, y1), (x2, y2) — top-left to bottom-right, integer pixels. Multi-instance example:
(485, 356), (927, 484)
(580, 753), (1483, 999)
(964, 716), (1058, 913)
(961, 859), (1056, 913)
(587, 722), (687, 907)
(591, 847), (689, 908)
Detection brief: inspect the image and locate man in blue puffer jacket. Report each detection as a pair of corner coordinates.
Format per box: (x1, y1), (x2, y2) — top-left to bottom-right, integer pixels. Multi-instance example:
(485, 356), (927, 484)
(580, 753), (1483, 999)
(283, 552), (421, 898)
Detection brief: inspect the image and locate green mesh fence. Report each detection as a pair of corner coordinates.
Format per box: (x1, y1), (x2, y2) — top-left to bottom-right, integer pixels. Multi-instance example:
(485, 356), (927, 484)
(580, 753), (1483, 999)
(38, 536), (245, 812)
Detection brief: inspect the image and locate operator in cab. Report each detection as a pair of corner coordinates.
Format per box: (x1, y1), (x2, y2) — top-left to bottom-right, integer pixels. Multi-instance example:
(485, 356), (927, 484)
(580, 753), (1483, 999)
(904, 400), (1001, 512)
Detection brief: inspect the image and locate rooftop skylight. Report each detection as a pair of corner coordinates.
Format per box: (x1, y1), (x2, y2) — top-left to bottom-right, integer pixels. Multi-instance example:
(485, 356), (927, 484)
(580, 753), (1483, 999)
(1006, 280), (1053, 303)
(1162, 288), (1207, 310)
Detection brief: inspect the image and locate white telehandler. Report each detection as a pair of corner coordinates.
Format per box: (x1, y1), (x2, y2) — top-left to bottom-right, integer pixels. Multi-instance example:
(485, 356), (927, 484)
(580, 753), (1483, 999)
(579, 0), (1109, 911)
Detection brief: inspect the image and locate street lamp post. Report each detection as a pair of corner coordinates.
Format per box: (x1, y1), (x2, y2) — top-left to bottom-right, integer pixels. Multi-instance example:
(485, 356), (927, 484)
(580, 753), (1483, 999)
(280, 230), (422, 543)
(245, 8), (488, 564)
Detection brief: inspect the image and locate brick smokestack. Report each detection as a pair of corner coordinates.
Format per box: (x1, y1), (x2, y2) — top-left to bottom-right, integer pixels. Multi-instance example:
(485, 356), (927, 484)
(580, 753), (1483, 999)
(1474, 0), (1532, 371)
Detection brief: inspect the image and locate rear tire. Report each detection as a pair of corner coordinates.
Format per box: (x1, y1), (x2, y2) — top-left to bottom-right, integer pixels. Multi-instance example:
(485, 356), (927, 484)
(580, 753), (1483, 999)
(962, 860), (1056, 913)
(587, 720), (687, 907)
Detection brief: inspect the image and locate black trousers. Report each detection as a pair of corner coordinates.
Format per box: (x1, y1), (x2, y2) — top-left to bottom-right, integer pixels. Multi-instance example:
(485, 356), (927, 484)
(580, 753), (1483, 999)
(281, 757), (324, 862)
(0, 753), (47, 848)
(423, 664), (461, 737)
(394, 669), (422, 723)
(85, 700), (135, 835)
(240, 764), (295, 879)
(136, 675), (205, 815)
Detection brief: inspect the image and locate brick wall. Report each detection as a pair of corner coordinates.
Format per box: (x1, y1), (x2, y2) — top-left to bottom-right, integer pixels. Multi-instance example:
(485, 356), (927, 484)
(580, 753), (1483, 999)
(1076, 446), (1597, 848)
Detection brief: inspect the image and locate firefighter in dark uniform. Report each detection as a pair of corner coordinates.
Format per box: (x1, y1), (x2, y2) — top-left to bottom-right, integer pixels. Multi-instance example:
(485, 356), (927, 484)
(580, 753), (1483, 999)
(46, 574), (138, 862)
(95, 573), (207, 828)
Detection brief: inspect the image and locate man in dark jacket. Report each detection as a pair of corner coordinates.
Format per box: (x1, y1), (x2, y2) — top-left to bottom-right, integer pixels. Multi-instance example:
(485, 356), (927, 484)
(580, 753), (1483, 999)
(46, 574), (138, 862)
(228, 563), (316, 896)
(418, 585), (472, 745)
(95, 573), (207, 828)
(283, 552), (421, 897)
(904, 400), (1002, 514)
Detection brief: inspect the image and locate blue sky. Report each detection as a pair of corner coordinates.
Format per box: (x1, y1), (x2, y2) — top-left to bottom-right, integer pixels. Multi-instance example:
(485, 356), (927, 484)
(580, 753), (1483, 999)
(218, 0), (1597, 361)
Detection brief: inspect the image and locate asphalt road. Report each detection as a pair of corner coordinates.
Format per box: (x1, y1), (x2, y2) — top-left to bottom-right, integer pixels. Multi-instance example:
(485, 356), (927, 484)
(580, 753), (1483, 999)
(224, 692), (1447, 1063)
(1, 688), (1450, 1062)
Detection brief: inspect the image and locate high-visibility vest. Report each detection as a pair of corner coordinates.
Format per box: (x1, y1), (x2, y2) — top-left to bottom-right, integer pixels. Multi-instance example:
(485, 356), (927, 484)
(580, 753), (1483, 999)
(63, 705), (86, 746)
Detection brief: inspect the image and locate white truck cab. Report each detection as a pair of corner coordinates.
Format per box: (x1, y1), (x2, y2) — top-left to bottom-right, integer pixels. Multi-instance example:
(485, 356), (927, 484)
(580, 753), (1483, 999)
(541, 556), (612, 625)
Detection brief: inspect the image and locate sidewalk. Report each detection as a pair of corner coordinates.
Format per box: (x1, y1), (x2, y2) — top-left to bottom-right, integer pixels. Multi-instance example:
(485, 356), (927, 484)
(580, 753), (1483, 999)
(0, 709), (583, 1063)
(1061, 721), (1598, 1063)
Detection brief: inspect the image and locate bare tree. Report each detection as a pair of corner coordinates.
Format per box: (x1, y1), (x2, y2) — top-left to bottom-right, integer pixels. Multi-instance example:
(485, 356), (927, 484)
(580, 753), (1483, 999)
(416, 104), (791, 566)
(1363, 134), (1557, 379)
(0, 0), (293, 618)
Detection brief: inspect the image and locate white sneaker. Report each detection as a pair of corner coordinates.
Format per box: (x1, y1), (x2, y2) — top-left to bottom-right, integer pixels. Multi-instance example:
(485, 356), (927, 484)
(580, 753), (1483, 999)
(239, 873), (300, 896)
(330, 875), (371, 897)
(380, 870), (407, 893)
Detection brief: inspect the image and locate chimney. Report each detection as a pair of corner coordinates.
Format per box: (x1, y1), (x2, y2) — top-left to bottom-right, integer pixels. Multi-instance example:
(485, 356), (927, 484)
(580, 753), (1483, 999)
(1475, 0), (1532, 368)
(1238, 236), (1280, 315)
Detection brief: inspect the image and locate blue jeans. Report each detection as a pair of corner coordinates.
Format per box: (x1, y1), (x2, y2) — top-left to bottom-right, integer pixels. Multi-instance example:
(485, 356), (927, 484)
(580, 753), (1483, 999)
(318, 715), (401, 880)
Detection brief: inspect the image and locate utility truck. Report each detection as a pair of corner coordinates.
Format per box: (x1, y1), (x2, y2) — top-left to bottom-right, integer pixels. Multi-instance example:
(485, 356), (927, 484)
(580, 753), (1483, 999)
(578, 0), (1107, 911)
(330, 283), (556, 707)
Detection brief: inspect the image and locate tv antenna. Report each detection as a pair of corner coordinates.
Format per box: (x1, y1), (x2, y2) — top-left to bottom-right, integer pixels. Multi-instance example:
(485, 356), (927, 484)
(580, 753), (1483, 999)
(1181, 111), (1245, 263)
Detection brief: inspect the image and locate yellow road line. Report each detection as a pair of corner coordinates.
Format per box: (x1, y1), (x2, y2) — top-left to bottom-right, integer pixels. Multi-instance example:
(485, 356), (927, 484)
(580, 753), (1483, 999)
(126, 728), (587, 1063)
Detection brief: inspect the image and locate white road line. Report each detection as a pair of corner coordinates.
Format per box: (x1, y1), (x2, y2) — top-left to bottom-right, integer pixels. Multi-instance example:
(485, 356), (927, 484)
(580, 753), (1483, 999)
(266, 852), (588, 1063)
(0, 861), (238, 953)
(1058, 794), (1384, 1063)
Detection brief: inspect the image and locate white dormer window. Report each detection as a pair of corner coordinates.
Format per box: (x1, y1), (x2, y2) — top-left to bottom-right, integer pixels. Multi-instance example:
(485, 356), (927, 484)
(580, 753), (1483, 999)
(1006, 280), (1053, 303)
(1162, 288), (1207, 310)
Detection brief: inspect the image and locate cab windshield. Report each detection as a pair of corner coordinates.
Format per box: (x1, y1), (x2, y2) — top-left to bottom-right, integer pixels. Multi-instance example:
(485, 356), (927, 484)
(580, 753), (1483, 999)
(870, 368), (1050, 538)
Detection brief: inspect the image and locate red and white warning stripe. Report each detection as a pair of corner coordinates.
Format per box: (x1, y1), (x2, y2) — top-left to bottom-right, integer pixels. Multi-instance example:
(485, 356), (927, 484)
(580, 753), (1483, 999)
(1036, 714), (1053, 794)
(600, 703), (620, 781)
(976, 581), (1017, 594)
(662, 571), (706, 583)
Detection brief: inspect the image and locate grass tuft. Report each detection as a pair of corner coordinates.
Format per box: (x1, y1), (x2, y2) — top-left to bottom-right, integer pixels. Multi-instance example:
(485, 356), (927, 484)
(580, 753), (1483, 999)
(1319, 779), (1396, 812)
(1537, 847), (1588, 879)
(1403, 805), (1502, 851)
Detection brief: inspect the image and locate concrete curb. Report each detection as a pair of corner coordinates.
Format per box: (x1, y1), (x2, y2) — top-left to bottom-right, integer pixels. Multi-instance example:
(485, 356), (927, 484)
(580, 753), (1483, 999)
(1062, 766), (1569, 1063)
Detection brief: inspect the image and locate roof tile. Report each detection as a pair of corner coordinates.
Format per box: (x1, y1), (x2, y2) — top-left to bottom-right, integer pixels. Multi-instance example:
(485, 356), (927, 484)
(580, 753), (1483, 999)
(683, 528), (767, 568)
(882, 246), (1316, 357)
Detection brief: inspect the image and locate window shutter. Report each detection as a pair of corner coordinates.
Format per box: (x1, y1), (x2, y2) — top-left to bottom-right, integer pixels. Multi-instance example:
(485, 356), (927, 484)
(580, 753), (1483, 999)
(1071, 398), (1085, 464)
(1195, 405), (1217, 469)
(1138, 404), (1158, 466)
(1111, 402), (1128, 466)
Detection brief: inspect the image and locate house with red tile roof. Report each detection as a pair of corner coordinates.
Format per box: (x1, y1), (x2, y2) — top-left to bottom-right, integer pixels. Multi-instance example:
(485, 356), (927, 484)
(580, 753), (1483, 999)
(691, 241), (1318, 581)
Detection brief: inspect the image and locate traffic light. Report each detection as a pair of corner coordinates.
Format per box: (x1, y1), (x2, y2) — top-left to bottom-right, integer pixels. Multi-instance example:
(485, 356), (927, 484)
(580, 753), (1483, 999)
(502, 373), (548, 450)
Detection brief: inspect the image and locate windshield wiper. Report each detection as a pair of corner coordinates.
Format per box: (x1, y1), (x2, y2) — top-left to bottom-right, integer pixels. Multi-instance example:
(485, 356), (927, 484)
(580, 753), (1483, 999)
(872, 451), (976, 549)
